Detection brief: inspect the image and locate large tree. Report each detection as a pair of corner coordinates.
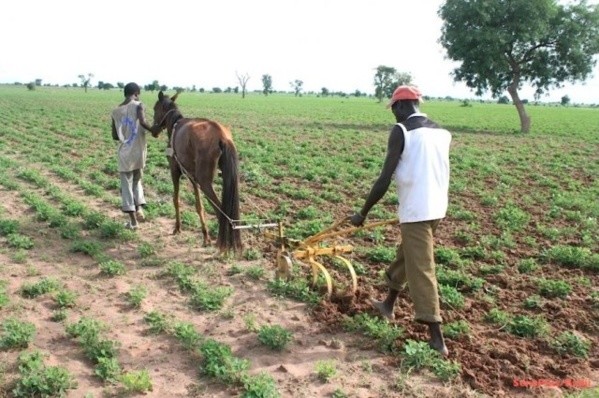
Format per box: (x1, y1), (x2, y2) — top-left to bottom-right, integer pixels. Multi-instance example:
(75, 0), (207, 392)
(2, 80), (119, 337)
(439, 0), (599, 133)
(373, 66), (412, 102)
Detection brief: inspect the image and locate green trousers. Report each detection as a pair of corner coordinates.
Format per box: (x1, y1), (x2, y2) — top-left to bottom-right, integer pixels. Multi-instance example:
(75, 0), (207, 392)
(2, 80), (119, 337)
(385, 219), (442, 323)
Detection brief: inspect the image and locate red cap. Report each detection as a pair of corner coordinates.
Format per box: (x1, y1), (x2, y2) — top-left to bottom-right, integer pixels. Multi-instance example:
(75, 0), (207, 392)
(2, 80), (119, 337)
(388, 85), (422, 107)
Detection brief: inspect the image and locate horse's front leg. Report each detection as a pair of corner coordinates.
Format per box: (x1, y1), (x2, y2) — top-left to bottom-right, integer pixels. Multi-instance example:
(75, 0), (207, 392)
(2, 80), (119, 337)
(192, 183), (210, 246)
(171, 164), (182, 235)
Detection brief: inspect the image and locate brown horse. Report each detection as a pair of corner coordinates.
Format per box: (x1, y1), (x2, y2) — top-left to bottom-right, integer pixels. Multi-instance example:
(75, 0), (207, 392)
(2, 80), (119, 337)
(151, 91), (242, 253)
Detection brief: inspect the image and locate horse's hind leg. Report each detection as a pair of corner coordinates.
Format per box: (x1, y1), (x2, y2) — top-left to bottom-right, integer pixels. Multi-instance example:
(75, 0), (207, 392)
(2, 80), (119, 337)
(171, 163), (183, 235)
(192, 182), (210, 246)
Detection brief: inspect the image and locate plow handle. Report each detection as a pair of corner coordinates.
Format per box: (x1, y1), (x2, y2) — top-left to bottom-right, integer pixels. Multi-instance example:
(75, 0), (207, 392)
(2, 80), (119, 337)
(303, 218), (398, 245)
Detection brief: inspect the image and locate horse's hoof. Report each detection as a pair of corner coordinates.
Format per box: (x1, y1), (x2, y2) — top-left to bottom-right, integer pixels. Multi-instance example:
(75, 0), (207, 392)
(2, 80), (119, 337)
(172, 229), (181, 235)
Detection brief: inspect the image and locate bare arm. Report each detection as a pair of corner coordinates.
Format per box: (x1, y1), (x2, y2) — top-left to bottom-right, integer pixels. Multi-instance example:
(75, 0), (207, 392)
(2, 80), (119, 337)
(137, 103), (156, 133)
(111, 119), (119, 141)
(350, 125), (404, 225)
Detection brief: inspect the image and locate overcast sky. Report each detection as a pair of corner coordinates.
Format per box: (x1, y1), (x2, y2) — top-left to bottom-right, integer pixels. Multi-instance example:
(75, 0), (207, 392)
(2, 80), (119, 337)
(2, 0), (598, 103)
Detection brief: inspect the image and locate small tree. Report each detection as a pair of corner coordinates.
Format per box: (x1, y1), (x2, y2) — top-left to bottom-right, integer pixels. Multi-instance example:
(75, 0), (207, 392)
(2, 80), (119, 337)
(373, 66), (412, 102)
(561, 95), (571, 106)
(35, 79), (42, 86)
(290, 79), (303, 97)
(236, 71), (250, 98)
(320, 87), (329, 97)
(261, 74), (273, 96)
(78, 73), (94, 93)
(26, 82), (35, 91)
(498, 95), (510, 104)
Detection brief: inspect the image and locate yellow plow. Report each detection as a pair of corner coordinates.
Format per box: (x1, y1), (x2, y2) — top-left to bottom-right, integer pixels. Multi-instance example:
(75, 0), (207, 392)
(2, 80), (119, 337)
(262, 218), (398, 297)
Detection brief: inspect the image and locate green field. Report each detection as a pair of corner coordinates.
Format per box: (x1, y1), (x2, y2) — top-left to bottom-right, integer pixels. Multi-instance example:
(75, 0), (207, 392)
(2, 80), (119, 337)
(0, 85), (597, 397)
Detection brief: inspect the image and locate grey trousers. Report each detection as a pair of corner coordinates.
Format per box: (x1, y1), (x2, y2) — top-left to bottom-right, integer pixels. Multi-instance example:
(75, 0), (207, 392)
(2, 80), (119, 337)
(120, 169), (146, 212)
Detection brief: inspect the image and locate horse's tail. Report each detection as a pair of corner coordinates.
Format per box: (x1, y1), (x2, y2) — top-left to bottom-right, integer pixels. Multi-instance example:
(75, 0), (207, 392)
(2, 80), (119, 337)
(218, 139), (242, 253)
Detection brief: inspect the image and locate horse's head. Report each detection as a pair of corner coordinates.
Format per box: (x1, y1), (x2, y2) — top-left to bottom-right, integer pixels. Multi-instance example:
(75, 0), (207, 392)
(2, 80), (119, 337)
(152, 91), (180, 135)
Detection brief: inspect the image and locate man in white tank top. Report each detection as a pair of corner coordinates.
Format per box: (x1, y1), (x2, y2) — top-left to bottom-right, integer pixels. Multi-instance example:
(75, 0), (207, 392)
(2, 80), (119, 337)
(111, 82), (156, 229)
(350, 85), (451, 356)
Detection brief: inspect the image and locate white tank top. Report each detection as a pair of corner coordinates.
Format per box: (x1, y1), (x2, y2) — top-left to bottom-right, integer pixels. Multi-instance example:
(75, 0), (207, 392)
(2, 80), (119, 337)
(394, 120), (451, 223)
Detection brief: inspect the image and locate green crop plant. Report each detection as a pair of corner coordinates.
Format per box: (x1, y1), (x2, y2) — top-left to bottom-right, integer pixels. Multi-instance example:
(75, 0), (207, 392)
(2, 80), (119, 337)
(266, 278), (321, 306)
(70, 240), (103, 257)
(138, 242), (156, 258)
(443, 320), (470, 339)
(315, 359), (337, 382)
(54, 289), (77, 308)
(257, 325), (293, 351)
(0, 219), (19, 235)
(189, 284), (233, 311)
(517, 258), (539, 273)
(245, 265), (265, 280)
(538, 278), (572, 298)
(99, 260), (126, 276)
(21, 277), (60, 298)
(508, 315), (550, 338)
(126, 285), (146, 308)
(343, 313), (403, 352)
(0, 281), (9, 309)
(12, 351), (76, 397)
(7, 234), (34, 250)
(144, 311), (171, 335)
(0, 318), (36, 349)
(485, 308), (511, 326)
(173, 322), (203, 350)
(200, 338), (250, 384)
(95, 356), (122, 382)
(551, 331), (591, 358)
(439, 284), (465, 309)
(119, 369), (153, 393)
(523, 295), (544, 309)
(241, 371), (280, 398)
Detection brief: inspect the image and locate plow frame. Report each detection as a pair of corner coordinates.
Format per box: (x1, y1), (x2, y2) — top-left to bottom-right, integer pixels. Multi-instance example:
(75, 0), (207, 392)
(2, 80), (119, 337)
(264, 218), (398, 297)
